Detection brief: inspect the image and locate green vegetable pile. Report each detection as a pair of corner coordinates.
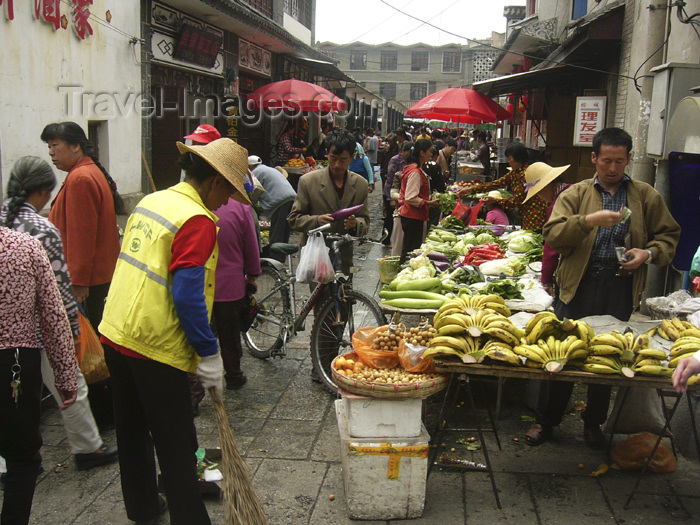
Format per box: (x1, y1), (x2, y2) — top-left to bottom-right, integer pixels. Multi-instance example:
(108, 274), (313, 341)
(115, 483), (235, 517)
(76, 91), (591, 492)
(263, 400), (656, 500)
(440, 215), (466, 231)
(438, 192), (458, 215)
(477, 280), (524, 300)
(507, 231), (543, 253)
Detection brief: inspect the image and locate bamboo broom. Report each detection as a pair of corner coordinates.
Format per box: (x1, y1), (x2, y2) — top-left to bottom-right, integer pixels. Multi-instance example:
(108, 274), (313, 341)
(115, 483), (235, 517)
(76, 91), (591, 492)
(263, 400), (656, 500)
(209, 388), (269, 525)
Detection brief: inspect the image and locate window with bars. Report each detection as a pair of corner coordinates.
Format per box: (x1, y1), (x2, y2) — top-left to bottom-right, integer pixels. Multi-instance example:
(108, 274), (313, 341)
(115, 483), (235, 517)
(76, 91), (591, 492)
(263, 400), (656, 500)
(411, 51), (429, 72)
(240, 0), (273, 18)
(350, 50), (367, 70)
(380, 51), (398, 71)
(442, 50), (461, 72)
(380, 83), (397, 100)
(284, 0), (312, 29)
(410, 83), (427, 101)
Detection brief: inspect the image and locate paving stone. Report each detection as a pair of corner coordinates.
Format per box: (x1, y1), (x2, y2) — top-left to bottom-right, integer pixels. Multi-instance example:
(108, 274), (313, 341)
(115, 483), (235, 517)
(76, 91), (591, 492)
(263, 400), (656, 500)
(310, 404), (343, 463)
(248, 419), (322, 460)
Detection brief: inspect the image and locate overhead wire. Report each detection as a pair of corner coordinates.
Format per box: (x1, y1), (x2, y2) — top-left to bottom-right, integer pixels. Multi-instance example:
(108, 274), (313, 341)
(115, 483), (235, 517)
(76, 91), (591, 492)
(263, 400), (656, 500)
(346, 0), (418, 43)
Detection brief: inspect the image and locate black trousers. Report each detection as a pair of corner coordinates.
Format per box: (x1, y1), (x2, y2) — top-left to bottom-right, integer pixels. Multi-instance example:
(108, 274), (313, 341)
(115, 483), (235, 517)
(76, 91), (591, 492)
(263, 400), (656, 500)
(0, 348), (43, 525)
(382, 197), (394, 244)
(83, 282), (114, 429)
(536, 269), (634, 428)
(212, 299), (245, 383)
(400, 216), (424, 264)
(103, 345), (210, 525)
(268, 201), (294, 263)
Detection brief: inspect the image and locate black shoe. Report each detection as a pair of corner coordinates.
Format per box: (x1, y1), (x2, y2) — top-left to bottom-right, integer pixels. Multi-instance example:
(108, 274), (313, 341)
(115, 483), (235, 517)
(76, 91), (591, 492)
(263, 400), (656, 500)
(584, 425), (607, 450)
(226, 372), (247, 389)
(75, 444), (118, 470)
(134, 496), (167, 525)
(192, 402), (200, 417)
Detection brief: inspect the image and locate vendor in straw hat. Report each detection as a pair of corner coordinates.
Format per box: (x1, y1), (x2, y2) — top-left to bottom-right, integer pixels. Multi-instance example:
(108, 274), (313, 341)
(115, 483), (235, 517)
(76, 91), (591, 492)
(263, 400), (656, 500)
(522, 162), (571, 297)
(483, 190), (509, 226)
(99, 138), (250, 525)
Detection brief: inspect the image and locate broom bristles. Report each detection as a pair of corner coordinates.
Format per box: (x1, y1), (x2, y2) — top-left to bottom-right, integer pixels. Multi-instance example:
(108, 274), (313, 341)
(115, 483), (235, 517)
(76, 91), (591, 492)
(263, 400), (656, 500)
(209, 388), (269, 525)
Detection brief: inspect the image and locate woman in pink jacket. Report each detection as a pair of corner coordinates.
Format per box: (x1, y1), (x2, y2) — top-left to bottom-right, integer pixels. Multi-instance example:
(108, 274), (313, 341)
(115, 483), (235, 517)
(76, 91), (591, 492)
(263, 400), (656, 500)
(212, 199), (261, 389)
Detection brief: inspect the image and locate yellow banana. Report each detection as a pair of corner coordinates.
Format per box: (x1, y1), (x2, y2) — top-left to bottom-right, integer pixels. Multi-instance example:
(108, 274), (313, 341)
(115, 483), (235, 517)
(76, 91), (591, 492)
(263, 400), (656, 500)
(422, 346), (465, 360)
(484, 302), (512, 317)
(484, 327), (520, 347)
(624, 332), (635, 351)
(662, 320), (680, 340)
(582, 363), (620, 375)
(644, 326), (658, 338)
(437, 324), (468, 337)
(670, 354), (695, 368)
(589, 344), (624, 356)
(486, 350), (522, 366)
(635, 348), (667, 360)
(590, 333), (625, 350)
(430, 336), (468, 351)
(634, 365), (673, 377)
(633, 358), (662, 368)
(657, 326), (671, 340)
(587, 355), (622, 369)
(672, 317), (686, 332)
(632, 334), (649, 352)
(670, 342), (700, 359)
(526, 311), (557, 333)
(525, 358), (541, 369)
(513, 345), (546, 363)
(681, 320), (698, 330)
(680, 328), (700, 339)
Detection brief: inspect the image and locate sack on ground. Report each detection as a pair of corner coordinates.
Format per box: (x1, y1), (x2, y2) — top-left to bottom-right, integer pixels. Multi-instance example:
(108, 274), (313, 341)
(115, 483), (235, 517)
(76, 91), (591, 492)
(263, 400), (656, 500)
(398, 338), (435, 373)
(352, 325), (400, 370)
(76, 311), (109, 384)
(611, 432), (677, 473)
(603, 387), (670, 437)
(295, 232), (333, 284)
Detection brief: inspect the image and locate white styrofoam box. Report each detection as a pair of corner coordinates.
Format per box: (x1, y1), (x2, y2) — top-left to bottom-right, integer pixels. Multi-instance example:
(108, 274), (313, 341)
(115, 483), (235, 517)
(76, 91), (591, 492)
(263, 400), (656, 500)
(340, 389), (423, 438)
(335, 400), (428, 520)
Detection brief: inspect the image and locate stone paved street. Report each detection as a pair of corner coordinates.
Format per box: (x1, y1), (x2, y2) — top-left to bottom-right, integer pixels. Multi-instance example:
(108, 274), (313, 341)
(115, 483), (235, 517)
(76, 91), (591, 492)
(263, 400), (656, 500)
(4, 189), (700, 524)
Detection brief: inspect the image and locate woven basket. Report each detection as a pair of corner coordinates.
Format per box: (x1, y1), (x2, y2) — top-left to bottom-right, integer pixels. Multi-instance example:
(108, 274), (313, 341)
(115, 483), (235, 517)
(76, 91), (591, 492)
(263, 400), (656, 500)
(332, 353), (447, 399)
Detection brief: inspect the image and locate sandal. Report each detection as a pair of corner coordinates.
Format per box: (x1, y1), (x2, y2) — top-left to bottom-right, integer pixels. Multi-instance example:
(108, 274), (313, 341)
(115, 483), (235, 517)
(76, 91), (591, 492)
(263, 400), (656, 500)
(524, 423), (552, 446)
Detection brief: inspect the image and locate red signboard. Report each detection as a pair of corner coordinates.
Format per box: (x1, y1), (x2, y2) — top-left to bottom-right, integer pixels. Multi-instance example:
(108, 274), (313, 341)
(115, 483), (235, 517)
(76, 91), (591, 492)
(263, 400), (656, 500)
(173, 23), (222, 69)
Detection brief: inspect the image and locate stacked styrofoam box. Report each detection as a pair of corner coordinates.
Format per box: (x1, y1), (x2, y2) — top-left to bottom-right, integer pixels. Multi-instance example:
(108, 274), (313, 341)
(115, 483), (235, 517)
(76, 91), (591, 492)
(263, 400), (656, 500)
(342, 390), (423, 438)
(335, 398), (429, 520)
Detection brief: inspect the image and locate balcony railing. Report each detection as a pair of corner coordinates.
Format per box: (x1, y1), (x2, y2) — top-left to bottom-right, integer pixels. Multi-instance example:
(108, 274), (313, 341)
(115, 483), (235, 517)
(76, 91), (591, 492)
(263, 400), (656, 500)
(240, 0), (273, 19)
(284, 0), (312, 29)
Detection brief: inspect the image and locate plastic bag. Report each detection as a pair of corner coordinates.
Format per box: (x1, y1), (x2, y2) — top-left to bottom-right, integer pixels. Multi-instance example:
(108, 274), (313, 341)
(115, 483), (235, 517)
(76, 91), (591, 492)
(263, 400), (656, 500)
(691, 245), (700, 278)
(603, 388), (670, 437)
(451, 200), (483, 226)
(611, 432), (677, 473)
(295, 232), (333, 284)
(352, 325), (400, 369)
(398, 339), (435, 373)
(76, 311), (109, 384)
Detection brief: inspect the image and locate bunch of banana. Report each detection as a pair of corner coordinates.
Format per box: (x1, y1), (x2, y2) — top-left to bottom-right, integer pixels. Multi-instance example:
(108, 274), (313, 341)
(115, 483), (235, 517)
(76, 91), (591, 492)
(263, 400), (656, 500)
(432, 297), (469, 326)
(513, 335), (588, 372)
(657, 317), (698, 341)
(456, 290), (511, 317)
(523, 312), (593, 346)
(669, 334), (700, 368)
(585, 331), (671, 377)
(482, 339), (522, 366)
(582, 356), (634, 377)
(422, 332), (484, 363)
(589, 330), (638, 365)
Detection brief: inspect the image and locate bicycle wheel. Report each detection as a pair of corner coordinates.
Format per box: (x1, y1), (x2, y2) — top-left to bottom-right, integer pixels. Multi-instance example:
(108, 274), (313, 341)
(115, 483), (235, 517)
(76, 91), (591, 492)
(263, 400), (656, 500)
(244, 262), (290, 359)
(310, 289), (385, 394)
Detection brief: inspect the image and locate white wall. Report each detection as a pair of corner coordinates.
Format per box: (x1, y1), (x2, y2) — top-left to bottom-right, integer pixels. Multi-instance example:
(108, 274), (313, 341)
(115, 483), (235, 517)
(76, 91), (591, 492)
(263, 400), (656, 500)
(0, 0), (142, 202)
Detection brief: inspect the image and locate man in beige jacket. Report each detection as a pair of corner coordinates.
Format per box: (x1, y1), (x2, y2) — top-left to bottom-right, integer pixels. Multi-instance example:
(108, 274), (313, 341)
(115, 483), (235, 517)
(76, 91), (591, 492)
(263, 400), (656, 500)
(525, 127), (680, 449)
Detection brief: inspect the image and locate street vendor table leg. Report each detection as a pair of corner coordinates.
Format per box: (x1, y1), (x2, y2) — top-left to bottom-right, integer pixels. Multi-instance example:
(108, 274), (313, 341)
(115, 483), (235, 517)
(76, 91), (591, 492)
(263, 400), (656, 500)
(428, 373), (457, 475)
(496, 377), (503, 421)
(606, 386), (630, 457)
(466, 377), (502, 509)
(624, 393), (683, 509)
(476, 379), (502, 451)
(687, 392), (700, 461)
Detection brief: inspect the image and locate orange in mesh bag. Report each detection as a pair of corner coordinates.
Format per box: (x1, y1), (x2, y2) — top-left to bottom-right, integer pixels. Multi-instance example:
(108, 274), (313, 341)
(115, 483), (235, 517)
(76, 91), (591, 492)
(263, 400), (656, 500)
(352, 325), (404, 369)
(611, 432), (677, 473)
(398, 339), (435, 373)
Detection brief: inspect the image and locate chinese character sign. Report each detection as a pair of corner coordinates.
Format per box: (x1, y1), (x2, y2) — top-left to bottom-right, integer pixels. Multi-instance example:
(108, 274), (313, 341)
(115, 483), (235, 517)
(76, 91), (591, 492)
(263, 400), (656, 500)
(1, 0), (14, 21)
(573, 96), (606, 146)
(33, 0), (61, 30)
(71, 0), (93, 39)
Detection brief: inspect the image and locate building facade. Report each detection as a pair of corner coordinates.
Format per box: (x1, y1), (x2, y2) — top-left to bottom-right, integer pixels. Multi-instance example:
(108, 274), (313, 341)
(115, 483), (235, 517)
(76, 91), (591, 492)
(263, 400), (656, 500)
(319, 37), (504, 109)
(0, 0), (142, 204)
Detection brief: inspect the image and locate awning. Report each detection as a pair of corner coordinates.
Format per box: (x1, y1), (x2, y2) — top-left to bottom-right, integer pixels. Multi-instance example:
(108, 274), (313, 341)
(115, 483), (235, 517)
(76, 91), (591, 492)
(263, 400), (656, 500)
(292, 56), (354, 82)
(472, 64), (580, 97)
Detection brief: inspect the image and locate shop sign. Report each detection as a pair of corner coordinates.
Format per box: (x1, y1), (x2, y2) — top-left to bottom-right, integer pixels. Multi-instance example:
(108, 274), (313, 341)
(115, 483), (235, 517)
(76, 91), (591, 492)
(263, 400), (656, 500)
(238, 38), (271, 77)
(173, 23), (222, 69)
(2, 0), (93, 39)
(573, 96), (606, 146)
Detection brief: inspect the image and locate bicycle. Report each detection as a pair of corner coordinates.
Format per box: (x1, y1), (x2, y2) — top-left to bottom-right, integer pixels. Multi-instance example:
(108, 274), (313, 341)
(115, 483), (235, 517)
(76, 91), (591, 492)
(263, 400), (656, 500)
(244, 223), (386, 394)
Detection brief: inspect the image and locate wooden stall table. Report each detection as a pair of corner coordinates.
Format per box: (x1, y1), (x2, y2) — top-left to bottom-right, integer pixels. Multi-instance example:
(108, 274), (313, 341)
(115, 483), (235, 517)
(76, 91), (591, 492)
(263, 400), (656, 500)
(430, 360), (700, 509)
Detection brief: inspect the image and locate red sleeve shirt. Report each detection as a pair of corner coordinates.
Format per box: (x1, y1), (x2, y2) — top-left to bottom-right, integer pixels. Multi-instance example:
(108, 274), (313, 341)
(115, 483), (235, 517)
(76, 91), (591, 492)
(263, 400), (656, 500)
(169, 215), (217, 272)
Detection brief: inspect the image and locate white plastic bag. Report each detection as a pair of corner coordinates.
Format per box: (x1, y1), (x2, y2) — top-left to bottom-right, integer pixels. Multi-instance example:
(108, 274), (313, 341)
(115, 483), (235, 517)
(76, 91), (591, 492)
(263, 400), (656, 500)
(295, 232), (334, 284)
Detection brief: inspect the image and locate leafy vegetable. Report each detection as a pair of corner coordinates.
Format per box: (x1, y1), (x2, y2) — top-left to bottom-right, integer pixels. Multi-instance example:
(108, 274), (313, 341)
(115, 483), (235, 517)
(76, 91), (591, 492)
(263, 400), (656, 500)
(508, 231), (543, 253)
(478, 257), (526, 277)
(477, 279), (524, 299)
(438, 192), (458, 215)
(441, 215), (466, 231)
(476, 232), (495, 245)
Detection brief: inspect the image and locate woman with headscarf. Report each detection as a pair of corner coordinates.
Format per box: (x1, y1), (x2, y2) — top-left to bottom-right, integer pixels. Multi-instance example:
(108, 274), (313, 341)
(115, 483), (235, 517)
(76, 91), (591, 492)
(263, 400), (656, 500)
(0, 157), (117, 471)
(98, 138), (250, 525)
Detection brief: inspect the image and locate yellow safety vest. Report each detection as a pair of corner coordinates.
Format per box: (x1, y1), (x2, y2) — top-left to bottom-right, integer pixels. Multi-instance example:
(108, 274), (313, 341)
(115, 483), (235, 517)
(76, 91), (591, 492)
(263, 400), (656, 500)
(99, 182), (219, 373)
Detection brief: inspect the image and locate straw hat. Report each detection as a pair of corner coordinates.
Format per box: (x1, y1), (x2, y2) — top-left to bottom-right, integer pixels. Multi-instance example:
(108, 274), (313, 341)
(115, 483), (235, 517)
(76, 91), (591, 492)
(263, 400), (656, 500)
(176, 138), (251, 205)
(275, 166), (289, 179)
(522, 162), (570, 203)
(487, 190), (502, 200)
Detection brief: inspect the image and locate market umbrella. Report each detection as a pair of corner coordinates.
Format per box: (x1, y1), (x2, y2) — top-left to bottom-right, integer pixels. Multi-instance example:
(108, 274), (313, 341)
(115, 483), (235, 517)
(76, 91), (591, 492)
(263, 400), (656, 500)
(247, 78), (346, 112)
(406, 87), (512, 123)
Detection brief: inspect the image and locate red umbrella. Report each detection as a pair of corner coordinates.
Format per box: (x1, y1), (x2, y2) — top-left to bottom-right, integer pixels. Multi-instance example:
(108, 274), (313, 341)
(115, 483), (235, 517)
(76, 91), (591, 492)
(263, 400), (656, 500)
(247, 79), (346, 112)
(406, 87), (512, 123)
